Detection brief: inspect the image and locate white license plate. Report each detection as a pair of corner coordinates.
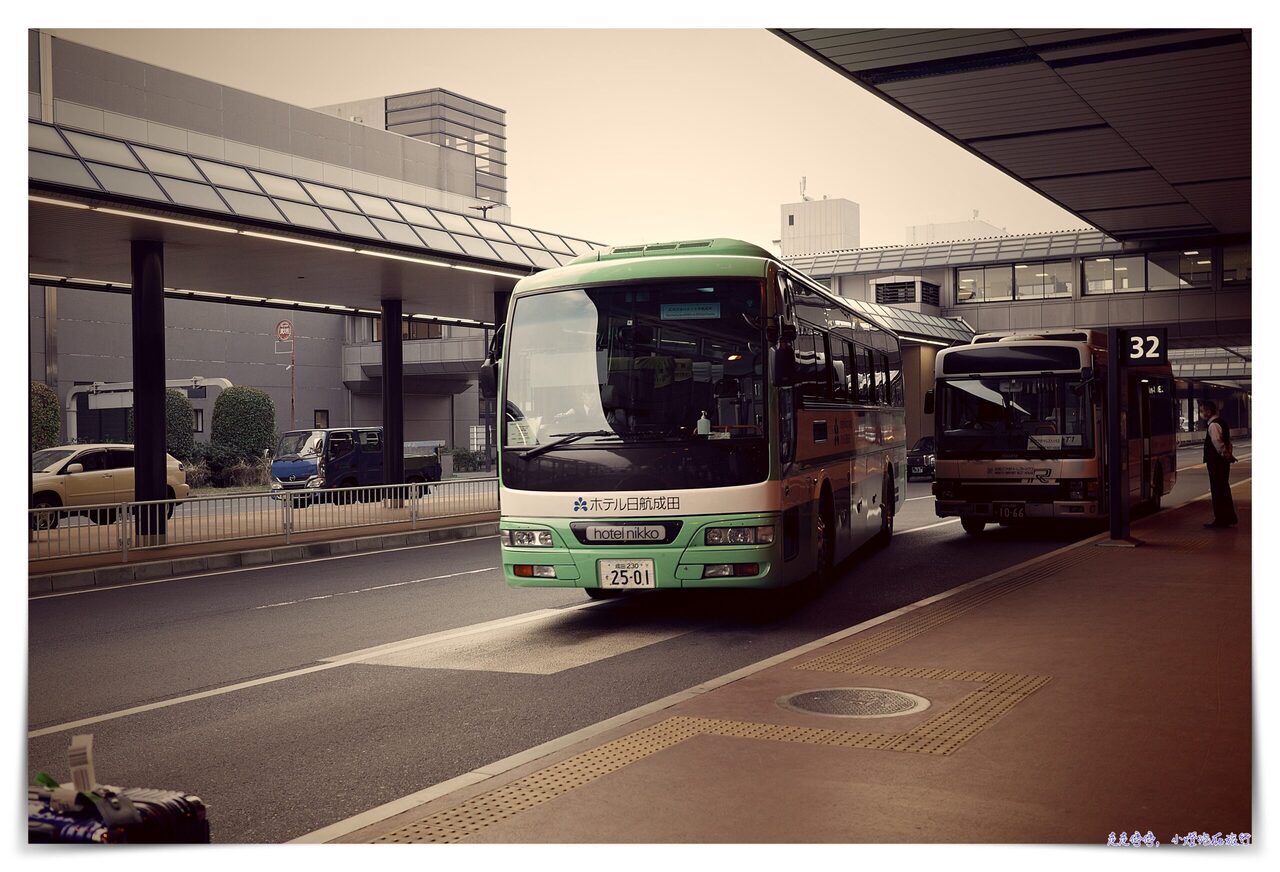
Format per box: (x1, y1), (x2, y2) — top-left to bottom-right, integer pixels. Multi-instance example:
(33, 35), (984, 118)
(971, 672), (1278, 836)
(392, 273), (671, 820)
(910, 466), (924, 474)
(996, 503), (1025, 520)
(597, 559), (656, 589)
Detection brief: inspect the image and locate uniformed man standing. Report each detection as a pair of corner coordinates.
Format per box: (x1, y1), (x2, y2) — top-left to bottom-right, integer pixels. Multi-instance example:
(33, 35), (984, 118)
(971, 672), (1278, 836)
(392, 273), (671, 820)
(1199, 400), (1238, 528)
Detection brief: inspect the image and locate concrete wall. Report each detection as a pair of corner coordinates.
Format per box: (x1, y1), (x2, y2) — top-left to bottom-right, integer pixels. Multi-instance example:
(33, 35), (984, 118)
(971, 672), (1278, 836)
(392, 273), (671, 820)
(780, 199), (860, 257)
(42, 35), (478, 200)
(901, 343), (937, 447)
(28, 286), (348, 443)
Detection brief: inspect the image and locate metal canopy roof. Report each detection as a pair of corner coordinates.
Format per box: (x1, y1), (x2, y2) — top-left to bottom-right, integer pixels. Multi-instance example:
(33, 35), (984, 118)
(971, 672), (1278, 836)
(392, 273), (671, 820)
(775, 29), (1251, 243)
(29, 120), (604, 323)
(838, 296), (974, 345)
(786, 229), (1126, 276)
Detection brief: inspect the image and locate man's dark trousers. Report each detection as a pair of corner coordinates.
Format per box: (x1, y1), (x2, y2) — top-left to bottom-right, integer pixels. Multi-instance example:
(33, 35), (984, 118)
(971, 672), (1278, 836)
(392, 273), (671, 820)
(1205, 437), (1238, 525)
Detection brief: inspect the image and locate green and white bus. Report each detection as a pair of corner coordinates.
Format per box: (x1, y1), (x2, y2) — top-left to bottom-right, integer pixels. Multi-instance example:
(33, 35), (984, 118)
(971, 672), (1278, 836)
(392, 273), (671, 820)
(481, 239), (906, 597)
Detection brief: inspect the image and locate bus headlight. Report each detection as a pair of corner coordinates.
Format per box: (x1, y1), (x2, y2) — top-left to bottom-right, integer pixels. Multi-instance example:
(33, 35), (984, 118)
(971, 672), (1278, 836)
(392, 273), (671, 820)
(502, 529), (554, 547)
(704, 526), (774, 546)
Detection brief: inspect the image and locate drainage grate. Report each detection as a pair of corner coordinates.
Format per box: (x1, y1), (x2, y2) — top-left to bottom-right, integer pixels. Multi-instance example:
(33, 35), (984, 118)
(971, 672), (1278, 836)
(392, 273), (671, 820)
(778, 687), (930, 719)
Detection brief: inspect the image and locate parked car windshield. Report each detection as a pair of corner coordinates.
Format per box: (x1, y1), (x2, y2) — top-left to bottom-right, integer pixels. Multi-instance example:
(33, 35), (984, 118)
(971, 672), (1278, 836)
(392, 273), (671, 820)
(31, 449), (75, 473)
(911, 437), (935, 453)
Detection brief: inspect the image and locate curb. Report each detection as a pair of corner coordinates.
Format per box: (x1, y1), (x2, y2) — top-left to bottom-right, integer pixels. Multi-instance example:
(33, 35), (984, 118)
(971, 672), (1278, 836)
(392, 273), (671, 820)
(28, 520), (500, 596)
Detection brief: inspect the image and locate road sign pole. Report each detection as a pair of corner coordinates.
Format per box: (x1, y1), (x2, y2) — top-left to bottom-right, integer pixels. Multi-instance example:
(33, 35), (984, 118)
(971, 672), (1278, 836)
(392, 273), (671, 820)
(290, 340), (296, 431)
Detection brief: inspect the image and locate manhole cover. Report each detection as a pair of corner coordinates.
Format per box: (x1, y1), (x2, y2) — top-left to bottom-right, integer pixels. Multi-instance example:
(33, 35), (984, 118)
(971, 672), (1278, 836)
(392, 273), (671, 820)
(777, 687), (930, 719)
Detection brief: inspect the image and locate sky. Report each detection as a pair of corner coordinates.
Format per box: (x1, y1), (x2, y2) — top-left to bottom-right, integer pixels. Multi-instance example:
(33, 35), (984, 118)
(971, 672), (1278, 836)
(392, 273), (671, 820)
(46, 27), (1090, 252)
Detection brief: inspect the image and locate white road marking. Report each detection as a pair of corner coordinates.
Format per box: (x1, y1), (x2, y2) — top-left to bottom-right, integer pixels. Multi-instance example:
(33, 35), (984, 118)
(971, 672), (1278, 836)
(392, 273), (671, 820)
(353, 614), (686, 675)
(29, 535), (500, 601)
(905, 495), (933, 501)
(253, 567), (495, 609)
(28, 600), (606, 740)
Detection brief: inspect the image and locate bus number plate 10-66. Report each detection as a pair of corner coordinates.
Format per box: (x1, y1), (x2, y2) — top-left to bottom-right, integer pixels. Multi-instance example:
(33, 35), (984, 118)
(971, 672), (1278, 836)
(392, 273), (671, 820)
(996, 503), (1025, 520)
(598, 559), (656, 589)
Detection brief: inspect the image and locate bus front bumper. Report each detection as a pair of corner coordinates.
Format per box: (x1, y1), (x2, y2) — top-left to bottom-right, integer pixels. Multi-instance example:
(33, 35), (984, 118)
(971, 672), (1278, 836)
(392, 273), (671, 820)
(501, 513), (786, 590)
(935, 500), (1102, 520)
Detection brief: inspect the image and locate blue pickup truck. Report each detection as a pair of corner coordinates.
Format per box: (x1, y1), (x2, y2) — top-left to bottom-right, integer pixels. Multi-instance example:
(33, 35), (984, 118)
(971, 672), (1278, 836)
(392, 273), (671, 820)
(270, 427), (441, 504)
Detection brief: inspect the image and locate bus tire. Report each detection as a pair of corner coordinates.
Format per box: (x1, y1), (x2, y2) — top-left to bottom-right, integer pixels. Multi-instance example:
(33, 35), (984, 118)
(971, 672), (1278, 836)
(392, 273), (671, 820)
(816, 490), (835, 580)
(876, 470), (895, 546)
(961, 517), (986, 536)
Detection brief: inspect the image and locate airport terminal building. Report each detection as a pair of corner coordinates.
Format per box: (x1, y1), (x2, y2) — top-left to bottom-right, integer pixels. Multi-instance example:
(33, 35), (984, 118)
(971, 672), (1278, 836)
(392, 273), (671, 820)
(27, 31), (595, 450)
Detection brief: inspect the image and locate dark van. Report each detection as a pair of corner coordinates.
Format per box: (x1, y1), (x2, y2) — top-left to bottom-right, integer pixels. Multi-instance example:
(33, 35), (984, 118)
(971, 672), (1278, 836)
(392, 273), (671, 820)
(270, 428), (441, 503)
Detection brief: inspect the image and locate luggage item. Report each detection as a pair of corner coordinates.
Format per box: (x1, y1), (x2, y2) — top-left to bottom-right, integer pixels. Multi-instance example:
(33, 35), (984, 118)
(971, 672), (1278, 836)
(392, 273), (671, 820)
(28, 734), (210, 843)
(29, 784), (211, 844)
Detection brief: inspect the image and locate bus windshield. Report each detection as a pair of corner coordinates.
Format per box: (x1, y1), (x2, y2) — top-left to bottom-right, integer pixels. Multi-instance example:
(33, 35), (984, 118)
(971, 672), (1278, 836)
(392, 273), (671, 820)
(937, 375), (1093, 457)
(500, 279), (769, 491)
(503, 281), (766, 448)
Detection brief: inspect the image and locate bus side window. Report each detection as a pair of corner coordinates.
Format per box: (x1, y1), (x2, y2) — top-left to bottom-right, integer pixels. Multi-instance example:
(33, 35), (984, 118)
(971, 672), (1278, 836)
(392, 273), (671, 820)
(831, 340), (850, 402)
(796, 328), (830, 403)
(880, 352), (892, 406)
(859, 346), (878, 405)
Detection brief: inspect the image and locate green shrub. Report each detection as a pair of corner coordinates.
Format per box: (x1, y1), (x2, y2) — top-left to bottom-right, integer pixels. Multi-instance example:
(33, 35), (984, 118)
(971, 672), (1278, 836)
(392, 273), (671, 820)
(30, 382), (60, 452)
(127, 389), (195, 461)
(442, 448), (489, 472)
(183, 460), (214, 489)
(211, 386), (276, 465)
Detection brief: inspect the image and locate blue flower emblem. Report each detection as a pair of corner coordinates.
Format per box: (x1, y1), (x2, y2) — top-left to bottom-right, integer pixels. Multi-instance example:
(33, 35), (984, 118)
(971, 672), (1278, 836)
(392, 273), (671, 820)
(573, 497), (587, 512)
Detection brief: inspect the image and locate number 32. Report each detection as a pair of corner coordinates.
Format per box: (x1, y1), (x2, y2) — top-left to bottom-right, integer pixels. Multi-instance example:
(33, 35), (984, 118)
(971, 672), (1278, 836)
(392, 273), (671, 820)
(1130, 335), (1160, 359)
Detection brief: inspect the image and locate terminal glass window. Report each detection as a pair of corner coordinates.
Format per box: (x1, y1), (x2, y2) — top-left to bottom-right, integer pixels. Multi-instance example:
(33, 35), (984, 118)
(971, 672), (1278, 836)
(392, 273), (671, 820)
(1014, 260), (1073, 299)
(956, 267), (983, 303)
(1148, 250), (1211, 290)
(955, 265), (1012, 303)
(1223, 245), (1251, 283)
(1083, 256), (1146, 294)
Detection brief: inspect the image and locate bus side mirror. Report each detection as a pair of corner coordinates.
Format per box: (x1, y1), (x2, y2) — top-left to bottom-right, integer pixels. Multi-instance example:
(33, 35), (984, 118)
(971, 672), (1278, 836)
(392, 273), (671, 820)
(772, 345), (796, 386)
(479, 324), (504, 400)
(479, 359), (498, 400)
(923, 389), (935, 415)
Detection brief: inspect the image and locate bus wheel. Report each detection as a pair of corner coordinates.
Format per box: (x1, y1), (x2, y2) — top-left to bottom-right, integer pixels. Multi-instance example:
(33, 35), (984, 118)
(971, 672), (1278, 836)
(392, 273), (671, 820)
(961, 517), (986, 536)
(816, 496), (835, 579)
(876, 472), (895, 546)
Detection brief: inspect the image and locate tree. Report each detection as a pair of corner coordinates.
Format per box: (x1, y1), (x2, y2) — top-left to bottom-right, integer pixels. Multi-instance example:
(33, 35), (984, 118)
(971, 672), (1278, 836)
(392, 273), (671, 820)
(127, 389), (196, 461)
(30, 381), (60, 452)
(210, 386), (276, 463)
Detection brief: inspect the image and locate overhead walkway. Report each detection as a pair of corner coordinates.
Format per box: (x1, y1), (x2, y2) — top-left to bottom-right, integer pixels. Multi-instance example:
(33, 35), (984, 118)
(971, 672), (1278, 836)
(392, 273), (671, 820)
(324, 461), (1251, 844)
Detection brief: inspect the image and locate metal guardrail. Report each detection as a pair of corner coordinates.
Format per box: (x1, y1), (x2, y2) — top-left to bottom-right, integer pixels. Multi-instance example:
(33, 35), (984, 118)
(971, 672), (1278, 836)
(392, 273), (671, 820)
(28, 478), (499, 563)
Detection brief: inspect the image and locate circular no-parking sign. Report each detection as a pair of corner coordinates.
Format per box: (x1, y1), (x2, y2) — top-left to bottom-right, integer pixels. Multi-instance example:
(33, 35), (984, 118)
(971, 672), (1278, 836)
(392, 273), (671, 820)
(276, 319), (293, 342)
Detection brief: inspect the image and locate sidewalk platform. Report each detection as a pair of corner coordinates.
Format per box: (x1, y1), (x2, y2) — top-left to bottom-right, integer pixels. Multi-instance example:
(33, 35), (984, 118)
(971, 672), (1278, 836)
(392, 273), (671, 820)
(335, 480), (1251, 844)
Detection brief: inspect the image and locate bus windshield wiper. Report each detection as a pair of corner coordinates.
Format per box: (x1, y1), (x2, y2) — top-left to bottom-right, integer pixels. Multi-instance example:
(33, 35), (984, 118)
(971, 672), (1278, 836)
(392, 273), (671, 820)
(517, 430), (618, 460)
(1024, 432), (1049, 452)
